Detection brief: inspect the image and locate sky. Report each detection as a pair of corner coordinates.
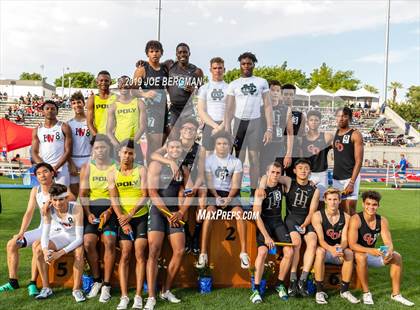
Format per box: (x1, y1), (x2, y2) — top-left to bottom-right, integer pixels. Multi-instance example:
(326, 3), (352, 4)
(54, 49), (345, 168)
(0, 0), (419, 101)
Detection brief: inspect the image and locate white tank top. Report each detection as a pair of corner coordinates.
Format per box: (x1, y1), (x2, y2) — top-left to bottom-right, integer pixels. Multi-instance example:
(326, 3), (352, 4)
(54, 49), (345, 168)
(50, 201), (77, 236)
(67, 118), (91, 158)
(36, 186), (50, 226)
(37, 121), (65, 166)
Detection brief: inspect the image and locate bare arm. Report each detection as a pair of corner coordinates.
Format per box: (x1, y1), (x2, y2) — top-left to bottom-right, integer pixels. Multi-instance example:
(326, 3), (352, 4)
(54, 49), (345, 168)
(340, 213), (350, 249)
(253, 191), (274, 248)
(17, 188), (38, 235)
(302, 188), (319, 227)
(206, 171), (219, 198)
(224, 94), (235, 133)
(79, 162), (91, 216)
(228, 171), (242, 199)
(263, 91), (273, 130)
(134, 99), (146, 142)
(106, 103), (119, 147)
(380, 216), (394, 253)
(148, 161), (172, 215)
(86, 94), (97, 135)
(285, 107), (294, 157)
(351, 130), (364, 182)
(108, 170), (123, 218)
(192, 147), (206, 189)
(312, 211), (335, 253)
(54, 123), (72, 171)
(31, 127), (43, 163)
(348, 215), (379, 255)
(197, 96), (220, 129)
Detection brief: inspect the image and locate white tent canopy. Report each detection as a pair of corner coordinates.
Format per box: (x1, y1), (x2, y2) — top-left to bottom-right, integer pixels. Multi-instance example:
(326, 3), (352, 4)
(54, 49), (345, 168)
(353, 88), (380, 99)
(334, 88), (356, 98)
(295, 84), (310, 100)
(309, 85), (333, 100)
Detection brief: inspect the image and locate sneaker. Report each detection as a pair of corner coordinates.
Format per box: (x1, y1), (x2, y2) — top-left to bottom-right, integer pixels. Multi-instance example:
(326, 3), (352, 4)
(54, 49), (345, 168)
(391, 294), (415, 307)
(363, 292), (374, 305)
(117, 296), (130, 310)
(143, 297), (156, 310)
(160, 290), (181, 303)
(87, 281), (103, 299)
(288, 280), (298, 297)
(196, 253), (208, 269)
(340, 291), (360, 304)
(185, 235), (192, 254)
(275, 284), (288, 301)
(0, 282), (15, 293)
(240, 252), (250, 269)
(35, 287), (53, 300)
(250, 290), (262, 304)
(132, 295), (142, 309)
(316, 291), (328, 304)
(298, 279), (309, 297)
(72, 289), (86, 302)
(27, 283), (39, 296)
(192, 235), (200, 256)
(99, 285), (112, 303)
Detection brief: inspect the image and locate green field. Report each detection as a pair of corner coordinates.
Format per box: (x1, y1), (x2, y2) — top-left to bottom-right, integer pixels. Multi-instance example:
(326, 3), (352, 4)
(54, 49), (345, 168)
(0, 185), (419, 309)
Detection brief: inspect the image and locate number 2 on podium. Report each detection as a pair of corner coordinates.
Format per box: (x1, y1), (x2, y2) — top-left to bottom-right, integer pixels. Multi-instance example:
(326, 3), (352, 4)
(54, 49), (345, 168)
(225, 227), (236, 241)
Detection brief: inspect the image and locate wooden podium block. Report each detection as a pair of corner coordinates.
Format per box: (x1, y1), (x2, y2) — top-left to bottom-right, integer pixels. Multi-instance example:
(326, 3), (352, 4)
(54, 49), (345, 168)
(36, 253), (75, 288)
(323, 264), (360, 289)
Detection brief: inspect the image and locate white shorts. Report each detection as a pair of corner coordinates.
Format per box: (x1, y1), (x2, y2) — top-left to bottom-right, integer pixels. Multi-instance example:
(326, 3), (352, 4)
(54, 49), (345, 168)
(325, 250), (343, 265)
(50, 233), (76, 251)
(23, 227), (42, 247)
(55, 164), (70, 187)
(310, 170), (328, 201)
(70, 156), (90, 184)
(332, 174), (361, 200)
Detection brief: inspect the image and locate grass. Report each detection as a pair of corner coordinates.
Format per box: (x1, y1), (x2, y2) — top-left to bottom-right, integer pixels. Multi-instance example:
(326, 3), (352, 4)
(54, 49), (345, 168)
(0, 186), (419, 309)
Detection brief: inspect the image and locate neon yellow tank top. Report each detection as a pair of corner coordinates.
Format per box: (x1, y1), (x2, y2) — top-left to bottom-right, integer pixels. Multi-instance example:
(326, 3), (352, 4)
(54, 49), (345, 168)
(89, 160), (115, 200)
(94, 94), (116, 134)
(115, 165), (147, 217)
(114, 98), (139, 142)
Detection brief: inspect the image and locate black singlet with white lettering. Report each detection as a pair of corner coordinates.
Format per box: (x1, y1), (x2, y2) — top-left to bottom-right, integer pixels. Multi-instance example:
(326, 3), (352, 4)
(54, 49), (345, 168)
(333, 129), (355, 180)
(321, 208), (345, 246)
(302, 132), (331, 172)
(140, 63), (168, 107)
(261, 183), (284, 218)
(167, 62), (199, 110)
(158, 163), (184, 211)
(285, 180), (316, 217)
(357, 212), (381, 248)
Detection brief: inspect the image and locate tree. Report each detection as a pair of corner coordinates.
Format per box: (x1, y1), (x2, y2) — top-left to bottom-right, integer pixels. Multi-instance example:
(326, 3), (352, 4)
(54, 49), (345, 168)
(54, 72), (96, 88)
(308, 63), (360, 92)
(19, 72), (42, 81)
(405, 85), (420, 105)
(363, 84), (379, 94)
(388, 81), (403, 103)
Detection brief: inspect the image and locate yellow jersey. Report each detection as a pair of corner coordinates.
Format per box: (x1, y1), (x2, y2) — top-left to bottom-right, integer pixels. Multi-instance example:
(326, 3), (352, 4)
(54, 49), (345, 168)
(89, 160), (115, 200)
(93, 93), (116, 134)
(114, 97), (139, 142)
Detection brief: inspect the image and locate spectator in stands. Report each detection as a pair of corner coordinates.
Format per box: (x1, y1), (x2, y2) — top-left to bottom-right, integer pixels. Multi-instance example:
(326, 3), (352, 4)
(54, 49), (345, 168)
(397, 154), (407, 181)
(11, 154), (22, 163)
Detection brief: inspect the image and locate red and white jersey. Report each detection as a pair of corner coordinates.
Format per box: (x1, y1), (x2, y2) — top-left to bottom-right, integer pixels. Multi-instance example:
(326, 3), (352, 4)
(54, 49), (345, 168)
(67, 118), (91, 159)
(37, 121), (65, 166)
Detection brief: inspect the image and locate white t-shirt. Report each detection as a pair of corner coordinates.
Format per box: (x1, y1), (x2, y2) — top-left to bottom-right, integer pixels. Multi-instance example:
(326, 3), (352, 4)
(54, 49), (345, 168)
(226, 76), (269, 120)
(205, 153), (243, 192)
(197, 80), (228, 122)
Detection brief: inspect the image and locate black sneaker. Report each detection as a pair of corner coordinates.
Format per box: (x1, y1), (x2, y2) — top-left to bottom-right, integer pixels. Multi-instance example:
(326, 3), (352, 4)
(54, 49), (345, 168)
(298, 279), (309, 297)
(288, 280), (298, 297)
(192, 234), (200, 256)
(185, 235), (192, 254)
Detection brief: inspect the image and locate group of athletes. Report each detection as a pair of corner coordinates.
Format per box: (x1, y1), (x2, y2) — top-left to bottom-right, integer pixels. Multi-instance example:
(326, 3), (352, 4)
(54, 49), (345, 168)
(0, 40), (414, 309)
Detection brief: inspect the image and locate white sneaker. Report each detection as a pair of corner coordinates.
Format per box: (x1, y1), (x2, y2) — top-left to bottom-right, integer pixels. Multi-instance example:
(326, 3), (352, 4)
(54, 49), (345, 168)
(72, 289), (86, 302)
(99, 285), (112, 303)
(240, 252), (250, 269)
(391, 294), (415, 307)
(87, 281), (102, 299)
(160, 290), (181, 303)
(196, 253), (208, 269)
(117, 296), (130, 310)
(340, 291), (360, 304)
(316, 291), (328, 304)
(363, 292), (374, 305)
(35, 287), (53, 299)
(143, 297), (156, 310)
(132, 295), (142, 309)
(250, 290), (262, 304)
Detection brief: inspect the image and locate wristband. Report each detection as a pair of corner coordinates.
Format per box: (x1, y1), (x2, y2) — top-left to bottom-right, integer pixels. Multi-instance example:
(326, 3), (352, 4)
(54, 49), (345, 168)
(266, 128), (273, 132)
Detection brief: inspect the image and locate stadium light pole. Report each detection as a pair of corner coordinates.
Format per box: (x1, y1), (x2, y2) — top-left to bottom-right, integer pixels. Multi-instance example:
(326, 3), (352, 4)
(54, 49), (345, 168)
(157, 0), (162, 41)
(381, 0), (391, 114)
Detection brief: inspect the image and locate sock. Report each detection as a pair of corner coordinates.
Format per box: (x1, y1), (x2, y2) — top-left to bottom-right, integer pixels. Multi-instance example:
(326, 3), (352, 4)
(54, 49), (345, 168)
(290, 272), (297, 281)
(300, 271), (309, 281)
(340, 281), (350, 293)
(28, 280), (36, 286)
(254, 284), (260, 292)
(251, 188), (256, 197)
(275, 279), (284, 287)
(103, 282), (110, 287)
(316, 281), (324, 293)
(9, 278), (19, 289)
(194, 223), (202, 237)
(184, 223), (191, 239)
(93, 278), (102, 283)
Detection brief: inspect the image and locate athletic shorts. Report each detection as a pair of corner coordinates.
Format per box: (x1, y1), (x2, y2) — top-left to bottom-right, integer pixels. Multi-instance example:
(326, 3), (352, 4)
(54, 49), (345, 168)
(367, 253), (386, 268)
(119, 213), (148, 241)
(207, 190), (242, 210)
(22, 227), (42, 247)
(167, 104), (196, 129)
(202, 121), (223, 150)
(146, 104), (168, 134)
(259, 142), (286, 174)
(285, 215), (315, 235)
(55, 164), (70, 187)
(256, 217), (291, 247)
(324, 250), (344, 265)
(148, 205), (184, 235)
(233, 117), (261, 154)
(310, 170), (328, 201)
(332, 174), (361, 200)
(84, 199), (118, 236)
(50, 232), (77, 251)
(70, 156), (90, 184)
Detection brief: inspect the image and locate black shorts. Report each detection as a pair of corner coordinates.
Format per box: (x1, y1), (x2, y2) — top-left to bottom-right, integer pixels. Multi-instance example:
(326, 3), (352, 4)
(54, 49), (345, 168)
(167, 104), (196, 128)
(119, 213), (148, 241)
(147, 205), (184, 235)
(202, 121), (222, 150)
(285, 214), (315, 235)
(256, 217), (291, 247)
(146, 104), (168, 134)
(84, 199), (118, 236)
(233, 117), (261, 154)
(207, 190), (242, 210)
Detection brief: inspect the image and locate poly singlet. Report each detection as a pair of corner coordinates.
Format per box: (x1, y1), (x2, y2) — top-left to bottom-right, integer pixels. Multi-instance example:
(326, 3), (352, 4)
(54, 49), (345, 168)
(357, 212), (381, 248)
(167, 62), (200, 109)
(285, 180), (316, 217)
(114, 98), (139, 142)
(37, 121), (65, 166)
(115, 165), (147, 218)
(333, 129), (355, 180)
(50, 202), (77, 236)
(321, 208), (345, 246)
(140, 62), (168, 107)
(89, 160), (115, 200)
(93, 94), (116, 134)
(261, 183), (284, 218)
(158, 163), (184, 211)
(67, 118), (91, 158)
(302, 132), (331, 173)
